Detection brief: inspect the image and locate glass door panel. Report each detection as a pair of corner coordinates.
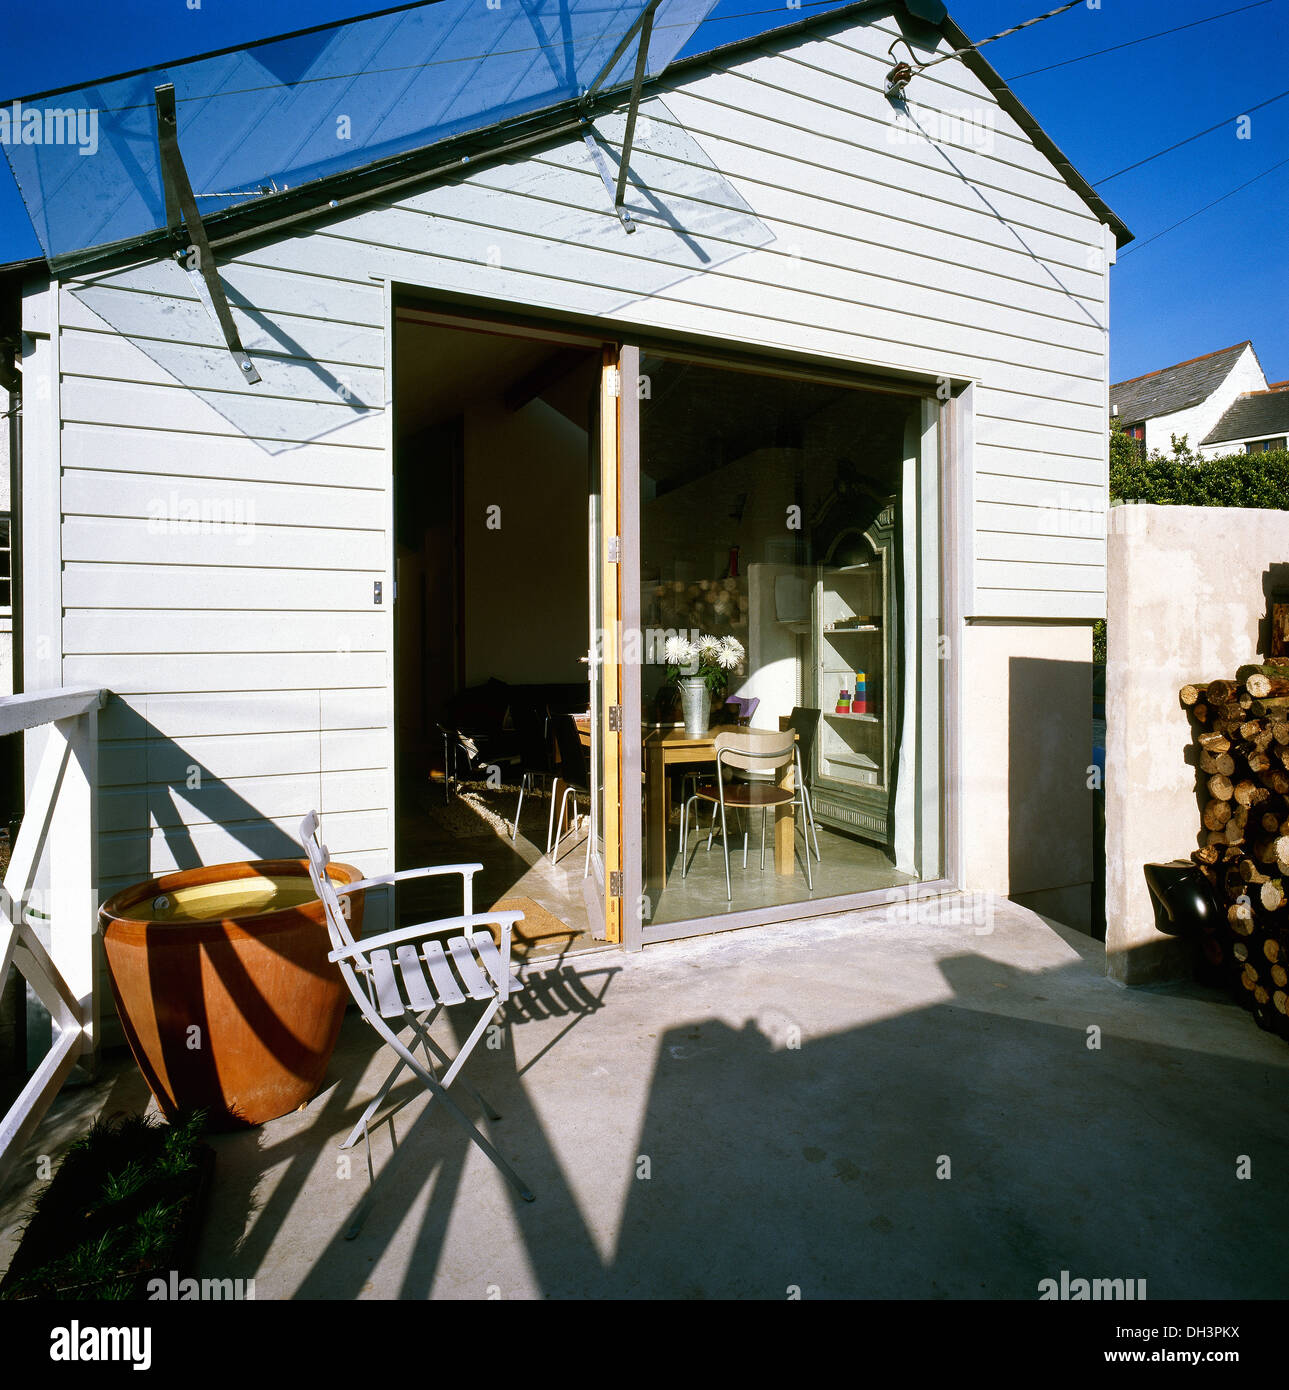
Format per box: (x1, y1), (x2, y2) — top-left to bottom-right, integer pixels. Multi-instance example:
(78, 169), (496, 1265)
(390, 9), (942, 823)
(634, 354), (943, 929)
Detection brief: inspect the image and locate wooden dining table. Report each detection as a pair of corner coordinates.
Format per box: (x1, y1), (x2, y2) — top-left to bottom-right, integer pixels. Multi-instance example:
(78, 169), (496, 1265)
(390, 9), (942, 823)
(571, 716), (798, 887)
(644, 726), (796, 888)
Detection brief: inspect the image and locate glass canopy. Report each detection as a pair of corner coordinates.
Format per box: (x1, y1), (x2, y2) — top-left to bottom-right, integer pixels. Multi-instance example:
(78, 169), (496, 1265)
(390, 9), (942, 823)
(2, 0), (718, 265)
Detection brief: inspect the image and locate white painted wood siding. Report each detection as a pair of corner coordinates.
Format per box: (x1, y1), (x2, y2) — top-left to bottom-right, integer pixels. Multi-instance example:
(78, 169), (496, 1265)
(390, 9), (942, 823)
(49, 8), (1113, 892)
(54, 262), (391, 899)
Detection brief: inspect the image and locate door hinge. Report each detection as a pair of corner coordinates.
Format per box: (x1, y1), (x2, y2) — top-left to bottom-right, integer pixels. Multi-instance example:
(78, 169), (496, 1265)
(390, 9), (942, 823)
(609, 871), (623, 897)
(606, 535), (621, 563)
(608, 704), (623, 731)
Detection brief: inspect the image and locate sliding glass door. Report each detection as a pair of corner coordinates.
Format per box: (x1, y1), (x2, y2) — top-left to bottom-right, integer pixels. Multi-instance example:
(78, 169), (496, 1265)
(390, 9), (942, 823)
(626, 352), (944, 936)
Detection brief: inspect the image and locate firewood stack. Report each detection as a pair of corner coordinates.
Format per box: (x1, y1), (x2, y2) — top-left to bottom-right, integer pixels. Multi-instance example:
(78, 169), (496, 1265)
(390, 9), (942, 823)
(1181, 664), (1289, 1041)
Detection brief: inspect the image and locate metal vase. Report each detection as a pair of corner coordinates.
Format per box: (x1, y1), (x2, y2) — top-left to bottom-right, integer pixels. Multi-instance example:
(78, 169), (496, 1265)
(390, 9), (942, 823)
(678, 677), (710, 738)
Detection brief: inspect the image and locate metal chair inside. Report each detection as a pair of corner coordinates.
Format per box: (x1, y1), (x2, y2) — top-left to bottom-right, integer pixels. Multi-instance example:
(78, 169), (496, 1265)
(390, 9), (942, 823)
(678, 729), (813, 901)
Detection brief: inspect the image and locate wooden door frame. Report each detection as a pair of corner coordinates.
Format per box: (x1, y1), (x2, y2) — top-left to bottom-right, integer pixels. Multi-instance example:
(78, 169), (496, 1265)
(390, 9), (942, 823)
(619, 345), (643, 952)
(599, 345), (622, 944)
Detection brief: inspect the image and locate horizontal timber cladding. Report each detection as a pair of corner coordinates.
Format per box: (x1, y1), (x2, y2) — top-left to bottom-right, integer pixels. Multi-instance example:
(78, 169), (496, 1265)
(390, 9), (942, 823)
(56, 7), (1111, 888)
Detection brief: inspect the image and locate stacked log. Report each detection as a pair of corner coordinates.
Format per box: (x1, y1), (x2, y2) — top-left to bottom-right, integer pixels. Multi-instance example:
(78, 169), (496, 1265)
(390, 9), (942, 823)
(1182, 663), (1289, 1040)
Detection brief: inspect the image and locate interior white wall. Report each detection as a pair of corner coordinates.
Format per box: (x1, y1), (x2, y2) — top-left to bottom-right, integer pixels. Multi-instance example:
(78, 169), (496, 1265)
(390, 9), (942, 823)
(463, 397), (589, 686)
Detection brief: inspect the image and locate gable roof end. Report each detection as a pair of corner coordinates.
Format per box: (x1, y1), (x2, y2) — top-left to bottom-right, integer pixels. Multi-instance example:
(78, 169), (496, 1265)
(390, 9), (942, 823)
(1110, 342), (1253, 424)
(937, 15), (1131, 248)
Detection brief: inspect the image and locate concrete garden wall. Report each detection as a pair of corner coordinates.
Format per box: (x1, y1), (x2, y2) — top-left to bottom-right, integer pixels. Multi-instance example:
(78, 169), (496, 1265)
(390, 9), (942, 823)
(1105, 503), (1289, 983)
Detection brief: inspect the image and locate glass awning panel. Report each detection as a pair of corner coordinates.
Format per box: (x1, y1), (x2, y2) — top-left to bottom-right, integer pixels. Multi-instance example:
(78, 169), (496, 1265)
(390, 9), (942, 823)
(2, 0), (717, 265)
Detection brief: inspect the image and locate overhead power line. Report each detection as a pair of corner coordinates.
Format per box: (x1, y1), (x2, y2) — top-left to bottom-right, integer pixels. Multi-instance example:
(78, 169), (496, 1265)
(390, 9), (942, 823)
(884, 1), (1083, 98)
(1006, 0), (1276, 80)
(905, 1), (1083, 72)
(885, 0), (1081, 95)
(1094, 86), (1289, 184)
(1119, 154), (1289, 258)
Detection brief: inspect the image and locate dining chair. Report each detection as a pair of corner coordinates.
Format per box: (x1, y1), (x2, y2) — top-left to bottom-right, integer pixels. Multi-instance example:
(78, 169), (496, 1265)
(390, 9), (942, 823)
(509, 700), (558, 848)
(298, 811), (535, 1232)
(678, 729), (812, 900)
(672, 695), (761, 849)
(780, 707), (823, 862)
(724, 694), (760, 725)
(549, 712), (593, 876)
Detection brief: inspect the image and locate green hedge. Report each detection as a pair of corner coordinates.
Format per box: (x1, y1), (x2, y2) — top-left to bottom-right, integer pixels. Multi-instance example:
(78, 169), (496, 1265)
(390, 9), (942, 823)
(1110, 440), (1289, 507)
(1093, 426), (1289, 663)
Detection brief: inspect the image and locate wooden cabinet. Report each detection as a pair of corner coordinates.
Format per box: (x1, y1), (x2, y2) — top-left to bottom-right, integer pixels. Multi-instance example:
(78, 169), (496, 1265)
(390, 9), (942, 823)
(809, 503), (897, 846)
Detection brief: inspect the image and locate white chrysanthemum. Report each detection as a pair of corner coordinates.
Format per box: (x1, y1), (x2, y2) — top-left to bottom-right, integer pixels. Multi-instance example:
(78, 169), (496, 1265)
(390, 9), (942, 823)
(664, 635), (696, 666)
(717, 635), (745, 670)
(696, 634), (721, 661)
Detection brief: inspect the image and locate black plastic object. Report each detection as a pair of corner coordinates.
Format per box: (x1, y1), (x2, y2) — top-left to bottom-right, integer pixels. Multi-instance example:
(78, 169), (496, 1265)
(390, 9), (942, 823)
(1143, 860), (1223, 938)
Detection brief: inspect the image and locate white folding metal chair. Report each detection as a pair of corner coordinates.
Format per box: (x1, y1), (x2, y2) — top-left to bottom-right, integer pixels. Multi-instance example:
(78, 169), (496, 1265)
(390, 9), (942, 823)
(299, 813), (535, 1227)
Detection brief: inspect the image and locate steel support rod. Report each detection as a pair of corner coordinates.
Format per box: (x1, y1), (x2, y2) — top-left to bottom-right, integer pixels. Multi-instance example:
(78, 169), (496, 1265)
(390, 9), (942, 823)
(583, 0), (663, 105)
(154, 84), (262, 385)
(613, 5), (655, 211)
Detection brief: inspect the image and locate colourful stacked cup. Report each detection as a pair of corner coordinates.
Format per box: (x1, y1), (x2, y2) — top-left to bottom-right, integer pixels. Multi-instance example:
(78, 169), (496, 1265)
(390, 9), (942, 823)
(853, 671), (867, 715)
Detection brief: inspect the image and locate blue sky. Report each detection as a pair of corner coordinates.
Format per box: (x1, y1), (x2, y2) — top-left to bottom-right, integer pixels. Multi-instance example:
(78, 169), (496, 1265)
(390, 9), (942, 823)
(1, 0), (1285, 385)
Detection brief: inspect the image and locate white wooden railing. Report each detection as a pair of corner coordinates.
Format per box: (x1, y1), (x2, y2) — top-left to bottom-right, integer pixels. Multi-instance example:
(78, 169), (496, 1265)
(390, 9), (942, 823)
(0, 686), (106, 1191)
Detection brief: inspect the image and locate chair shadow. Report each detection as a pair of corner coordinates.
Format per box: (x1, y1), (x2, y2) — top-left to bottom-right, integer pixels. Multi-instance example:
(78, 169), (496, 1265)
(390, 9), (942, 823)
(288, 963), (621, 1298)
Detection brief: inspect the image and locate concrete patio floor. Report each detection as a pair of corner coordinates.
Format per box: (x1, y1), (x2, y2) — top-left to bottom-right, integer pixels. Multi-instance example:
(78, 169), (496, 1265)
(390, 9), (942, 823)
(4, 894), (1288, 1300)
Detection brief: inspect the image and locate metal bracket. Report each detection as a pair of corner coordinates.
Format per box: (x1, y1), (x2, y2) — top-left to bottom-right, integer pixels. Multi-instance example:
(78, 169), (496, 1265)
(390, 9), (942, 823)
(578, 0), (661, 232)
(581, 123), (636, 234)
(608, 705), (624, 732)
(884, 38), (922, 100)
(154, 84), (262, 385)
(608, 871), (623, 897)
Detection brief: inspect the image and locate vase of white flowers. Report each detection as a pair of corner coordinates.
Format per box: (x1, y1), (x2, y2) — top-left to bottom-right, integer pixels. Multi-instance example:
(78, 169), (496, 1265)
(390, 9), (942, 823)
(664, 633), (746, 738)
(676, 677), (710, 738)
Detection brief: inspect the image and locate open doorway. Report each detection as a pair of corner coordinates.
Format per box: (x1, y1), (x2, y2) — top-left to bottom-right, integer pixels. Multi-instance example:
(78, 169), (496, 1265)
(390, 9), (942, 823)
(392, 308), (607, 962)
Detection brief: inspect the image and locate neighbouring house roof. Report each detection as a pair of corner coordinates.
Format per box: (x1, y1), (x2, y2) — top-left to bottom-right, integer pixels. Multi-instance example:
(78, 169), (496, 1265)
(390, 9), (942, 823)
(0, 0), (1130, 278)
(1202, 389), (1289, 446)
(1110, 342), (1256, 426)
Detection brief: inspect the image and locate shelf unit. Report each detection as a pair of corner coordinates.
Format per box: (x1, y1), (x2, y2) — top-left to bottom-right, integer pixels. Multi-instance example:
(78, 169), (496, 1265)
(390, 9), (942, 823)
(810, 504), (897, 845)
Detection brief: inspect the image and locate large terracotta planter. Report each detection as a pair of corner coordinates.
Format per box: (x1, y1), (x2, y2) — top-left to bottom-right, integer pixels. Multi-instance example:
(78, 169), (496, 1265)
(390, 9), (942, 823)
(100, 858), (363, 1128)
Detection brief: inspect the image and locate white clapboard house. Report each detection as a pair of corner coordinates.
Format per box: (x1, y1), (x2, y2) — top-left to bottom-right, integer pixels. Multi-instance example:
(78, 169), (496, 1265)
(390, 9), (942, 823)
(0, 0), (1129, 980)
